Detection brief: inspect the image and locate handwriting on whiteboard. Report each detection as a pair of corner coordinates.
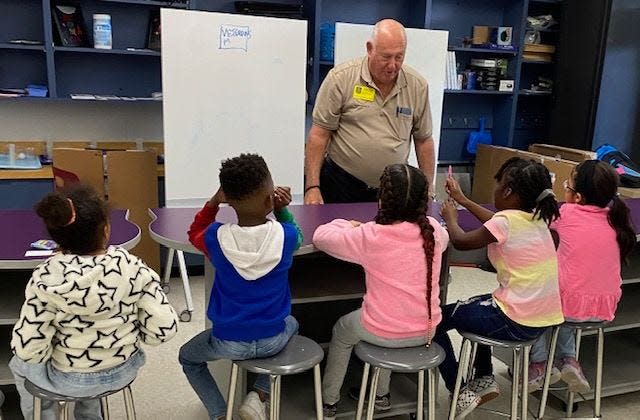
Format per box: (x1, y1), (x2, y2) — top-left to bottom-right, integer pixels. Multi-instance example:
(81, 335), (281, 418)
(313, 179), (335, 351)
(219, 24), (252, 51)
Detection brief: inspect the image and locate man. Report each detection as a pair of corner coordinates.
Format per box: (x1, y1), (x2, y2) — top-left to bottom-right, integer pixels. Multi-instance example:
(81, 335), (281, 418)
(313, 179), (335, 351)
(304, 19), (435, 204)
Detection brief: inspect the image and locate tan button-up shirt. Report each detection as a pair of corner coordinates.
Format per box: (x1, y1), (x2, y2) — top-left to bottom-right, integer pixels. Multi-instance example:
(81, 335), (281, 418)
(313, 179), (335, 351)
(312, 56), (433, 187)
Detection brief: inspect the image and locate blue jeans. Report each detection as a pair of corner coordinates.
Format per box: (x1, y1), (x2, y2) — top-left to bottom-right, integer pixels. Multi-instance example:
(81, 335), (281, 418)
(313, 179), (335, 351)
(530, 326), (577, 363)
(179, 315), (299, 419)
(433, 294), (545, 392)
(9, 350), (145, 420)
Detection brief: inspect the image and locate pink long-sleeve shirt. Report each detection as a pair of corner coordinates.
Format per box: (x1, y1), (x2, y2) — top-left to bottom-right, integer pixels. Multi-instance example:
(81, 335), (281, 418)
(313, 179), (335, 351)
(313, 218), (449, 339)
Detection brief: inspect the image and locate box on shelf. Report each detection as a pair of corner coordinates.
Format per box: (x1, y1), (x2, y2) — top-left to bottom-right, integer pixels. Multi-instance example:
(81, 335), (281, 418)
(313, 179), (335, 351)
(528, 144), (596, 162)
(471, 144), (579, 204)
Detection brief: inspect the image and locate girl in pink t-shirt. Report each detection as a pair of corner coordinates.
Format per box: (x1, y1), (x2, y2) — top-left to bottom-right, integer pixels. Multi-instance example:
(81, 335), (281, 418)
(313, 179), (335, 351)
(313, 164), (449, 419)
(529, 160), (636, 393)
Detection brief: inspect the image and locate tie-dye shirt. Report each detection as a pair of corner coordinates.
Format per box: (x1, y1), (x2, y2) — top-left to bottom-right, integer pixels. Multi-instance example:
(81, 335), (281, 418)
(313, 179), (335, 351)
(484, 210), (564, 327)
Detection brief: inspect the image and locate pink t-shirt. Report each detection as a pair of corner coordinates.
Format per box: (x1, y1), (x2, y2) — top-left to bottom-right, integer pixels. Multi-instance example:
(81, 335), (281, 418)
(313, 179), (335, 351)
(313, 218), (449, 340)
(551, 203), (622, 321)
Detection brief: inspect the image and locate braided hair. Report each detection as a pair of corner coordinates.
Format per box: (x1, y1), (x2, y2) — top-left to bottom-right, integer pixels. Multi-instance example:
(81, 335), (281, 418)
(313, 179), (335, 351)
(375, 164), (436, 345)
(494, 157), (560, 225)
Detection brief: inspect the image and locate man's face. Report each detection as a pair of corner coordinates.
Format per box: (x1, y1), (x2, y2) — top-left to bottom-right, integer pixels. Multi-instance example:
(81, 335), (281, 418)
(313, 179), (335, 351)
(367, 36), (406, 86)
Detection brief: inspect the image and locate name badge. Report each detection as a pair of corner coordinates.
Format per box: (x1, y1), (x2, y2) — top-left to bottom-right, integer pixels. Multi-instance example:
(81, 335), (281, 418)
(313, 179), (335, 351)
(352, 85), (376, 102)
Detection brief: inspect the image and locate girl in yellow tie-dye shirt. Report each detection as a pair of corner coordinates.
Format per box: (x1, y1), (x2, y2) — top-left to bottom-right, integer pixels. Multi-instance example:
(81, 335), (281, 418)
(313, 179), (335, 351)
(439, 157), (564, 419)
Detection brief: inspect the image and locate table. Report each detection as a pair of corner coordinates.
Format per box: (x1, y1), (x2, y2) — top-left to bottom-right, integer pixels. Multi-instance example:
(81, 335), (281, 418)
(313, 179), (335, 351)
(0, 209), (141, 386)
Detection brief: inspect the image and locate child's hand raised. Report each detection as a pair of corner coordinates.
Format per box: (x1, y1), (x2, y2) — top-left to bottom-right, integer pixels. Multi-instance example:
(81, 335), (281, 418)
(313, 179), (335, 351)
(273, 186), (292, 210)
(445, 177), (467, 204)
(208, 188), (226, 208)
(440, 198), (459, 225)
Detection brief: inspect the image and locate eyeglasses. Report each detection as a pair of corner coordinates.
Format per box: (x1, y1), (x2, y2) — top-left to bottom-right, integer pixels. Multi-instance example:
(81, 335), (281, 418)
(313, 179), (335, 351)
(563, 179), (576, 193)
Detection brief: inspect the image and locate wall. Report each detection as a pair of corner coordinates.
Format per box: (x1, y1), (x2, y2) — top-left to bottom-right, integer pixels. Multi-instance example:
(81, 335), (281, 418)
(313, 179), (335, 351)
(593, 0), (640, 160)
(0, 101), (163, 141)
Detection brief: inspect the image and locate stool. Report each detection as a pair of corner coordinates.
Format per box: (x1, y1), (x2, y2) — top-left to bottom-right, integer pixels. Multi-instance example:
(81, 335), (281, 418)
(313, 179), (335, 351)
(24, 380), (136, 420)
(449, 332), (537, 420)
(0, 389), (4, 420)
(225, 335), (324, 420)
(354, 342), (445, 420)
(536, 321), (609, 419)
(162, 248), (194, 322)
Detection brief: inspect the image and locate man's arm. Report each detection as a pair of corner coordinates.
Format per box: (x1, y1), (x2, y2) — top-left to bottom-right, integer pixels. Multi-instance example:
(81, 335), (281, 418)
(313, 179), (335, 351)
(414, 136), (436, 192)
(304, 124), (332, 204)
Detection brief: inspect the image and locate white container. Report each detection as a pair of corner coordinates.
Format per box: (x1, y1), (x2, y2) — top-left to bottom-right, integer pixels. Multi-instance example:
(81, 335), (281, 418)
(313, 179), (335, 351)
(93, 14), (112, 50)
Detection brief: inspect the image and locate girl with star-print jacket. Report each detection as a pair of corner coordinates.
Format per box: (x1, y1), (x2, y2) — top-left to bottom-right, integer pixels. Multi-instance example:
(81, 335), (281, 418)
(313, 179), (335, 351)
(9, 185), (178, 420)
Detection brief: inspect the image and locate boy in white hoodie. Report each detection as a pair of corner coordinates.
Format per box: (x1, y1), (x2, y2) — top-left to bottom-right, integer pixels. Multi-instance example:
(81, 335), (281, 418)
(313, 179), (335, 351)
(180, 153), (302, 420)
(10, 184), (178, 420)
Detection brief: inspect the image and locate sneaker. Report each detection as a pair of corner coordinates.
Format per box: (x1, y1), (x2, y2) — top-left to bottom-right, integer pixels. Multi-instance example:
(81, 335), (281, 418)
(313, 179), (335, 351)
(560, 357), (590, 393)
(466, 375), (500, 404)
(528, 361), (562, 392)
(322, 403), (337, 420)
(455, 387), (481, 419)
(238, 391), (267, 420)
(346, 387), (392, 411)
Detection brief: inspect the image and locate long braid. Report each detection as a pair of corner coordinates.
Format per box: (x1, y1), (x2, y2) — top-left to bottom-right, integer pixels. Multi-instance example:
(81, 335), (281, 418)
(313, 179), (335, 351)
(375, 164), (436, 346)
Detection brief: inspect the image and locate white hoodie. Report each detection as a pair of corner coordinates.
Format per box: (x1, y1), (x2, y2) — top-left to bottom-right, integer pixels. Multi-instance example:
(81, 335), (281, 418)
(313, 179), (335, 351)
(11, 247), (178, 373)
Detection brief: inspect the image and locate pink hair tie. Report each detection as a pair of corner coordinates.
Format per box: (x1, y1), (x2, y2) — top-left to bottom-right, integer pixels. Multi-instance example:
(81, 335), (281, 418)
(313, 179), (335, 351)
(65, 198), (77, 226)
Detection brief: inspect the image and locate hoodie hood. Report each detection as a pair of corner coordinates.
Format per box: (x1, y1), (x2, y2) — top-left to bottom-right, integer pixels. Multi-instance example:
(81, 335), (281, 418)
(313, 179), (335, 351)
(216, 220), (285, 280)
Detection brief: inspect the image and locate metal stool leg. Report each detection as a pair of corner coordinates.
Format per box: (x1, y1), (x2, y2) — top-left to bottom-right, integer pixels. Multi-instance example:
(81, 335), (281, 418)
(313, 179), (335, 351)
(226, 363), (239, 420)
(521, 345), (531, 420)
(417, 369), (425, 420)
(510, 348), (521, 420)
(538, 326), (560, 419)
(60, 401), (70, 420)
(448, 338), (472, 420)
(467, 342), (478, 382)
(123, 385), (137, 420)
(275, 375), (282, 420)
(356, 362), (371, 420)
(313, 364), (323, 420)
(33, 397), (42, 420)
(366, 367), (382, 420)
(566, 329), (583, 418)
(594, 328), (604, 417)
(101, 396), (110, 420)
(177, 250), (194, 321)
(428, 368), (436, 420)
(269, 375), (278, 420)
(163, 247), (175, 291)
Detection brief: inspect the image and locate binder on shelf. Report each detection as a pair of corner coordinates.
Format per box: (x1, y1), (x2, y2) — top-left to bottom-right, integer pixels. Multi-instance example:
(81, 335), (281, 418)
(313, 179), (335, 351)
(52, 4), (88, 47)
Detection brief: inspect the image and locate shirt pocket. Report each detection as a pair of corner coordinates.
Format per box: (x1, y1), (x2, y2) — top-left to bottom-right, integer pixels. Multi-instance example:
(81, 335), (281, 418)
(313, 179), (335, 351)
(396, 113), (413, 140)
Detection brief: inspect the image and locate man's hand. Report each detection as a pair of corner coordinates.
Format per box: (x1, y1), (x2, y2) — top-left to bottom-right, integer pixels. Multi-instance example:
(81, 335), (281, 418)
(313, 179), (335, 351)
(304, 187), (324, 205)
(207, 188), (226, 208)
(274, 186), (292, 210)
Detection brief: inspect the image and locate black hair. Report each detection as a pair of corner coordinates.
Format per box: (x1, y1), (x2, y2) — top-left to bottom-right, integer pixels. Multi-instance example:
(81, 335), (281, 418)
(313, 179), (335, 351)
(219, 153), (270, 200)
(573, 160), (636, 261)
(375, 164), (436, 343)
(34, 184), (109, 255)
(494, 157), (560, 225)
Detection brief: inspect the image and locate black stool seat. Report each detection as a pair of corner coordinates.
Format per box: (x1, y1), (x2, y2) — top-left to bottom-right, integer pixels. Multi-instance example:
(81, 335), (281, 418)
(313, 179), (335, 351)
(563, 320), (610, 330)
(235, 335), (324, 376)
(354, 342), (445, 373)
(24, 380), (131, 402)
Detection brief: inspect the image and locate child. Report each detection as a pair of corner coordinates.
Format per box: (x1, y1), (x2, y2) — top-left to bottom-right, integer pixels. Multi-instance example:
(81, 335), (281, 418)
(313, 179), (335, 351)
(528, 160), (636, 392)
(439, 157), (564, 419)
(179, 153), (303, 420)
(10, 184), (178, 420)
(313, 164), (449, 419)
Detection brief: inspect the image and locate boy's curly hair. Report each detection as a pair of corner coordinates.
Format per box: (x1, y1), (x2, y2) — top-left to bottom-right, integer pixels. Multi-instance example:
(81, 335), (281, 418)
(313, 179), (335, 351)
(219, 153), (270, 200)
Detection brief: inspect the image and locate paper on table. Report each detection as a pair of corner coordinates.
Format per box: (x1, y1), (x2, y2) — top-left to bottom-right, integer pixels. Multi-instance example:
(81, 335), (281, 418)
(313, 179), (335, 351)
(25, 250), (54, 257)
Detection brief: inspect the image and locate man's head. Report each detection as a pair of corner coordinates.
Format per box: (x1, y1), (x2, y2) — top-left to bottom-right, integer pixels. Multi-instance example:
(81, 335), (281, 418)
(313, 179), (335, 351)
(366, 19), (407, 88)
(219, 153), (274, 217)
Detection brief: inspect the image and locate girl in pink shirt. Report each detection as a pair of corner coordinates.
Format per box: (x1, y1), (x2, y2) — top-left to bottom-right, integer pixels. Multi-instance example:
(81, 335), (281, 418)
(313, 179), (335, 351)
(529, 160), (636, 393)
(313, 164), (449, 419)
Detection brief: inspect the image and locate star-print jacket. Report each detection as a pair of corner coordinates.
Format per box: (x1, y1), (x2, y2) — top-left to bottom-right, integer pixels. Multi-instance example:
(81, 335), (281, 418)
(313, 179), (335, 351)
(11, 247), (179, 373)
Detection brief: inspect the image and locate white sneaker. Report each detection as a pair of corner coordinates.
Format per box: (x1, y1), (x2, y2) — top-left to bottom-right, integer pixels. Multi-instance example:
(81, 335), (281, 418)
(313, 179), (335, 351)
(238, 391), (267, 420)
(467, 375), (500, 405)
(455, 387), (481, 419)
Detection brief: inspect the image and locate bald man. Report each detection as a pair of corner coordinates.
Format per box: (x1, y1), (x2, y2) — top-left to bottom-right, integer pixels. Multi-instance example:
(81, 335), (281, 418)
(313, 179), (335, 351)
(304, 19), (435, 204)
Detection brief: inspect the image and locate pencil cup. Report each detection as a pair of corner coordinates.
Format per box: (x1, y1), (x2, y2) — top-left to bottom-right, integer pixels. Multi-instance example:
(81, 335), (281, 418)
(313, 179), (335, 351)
(93, 14), (112, 50)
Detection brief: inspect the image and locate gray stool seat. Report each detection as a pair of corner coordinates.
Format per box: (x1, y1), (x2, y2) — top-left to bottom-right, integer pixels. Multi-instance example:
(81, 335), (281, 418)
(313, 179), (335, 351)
(24, 379), (136, 420)
(226, 335), (324, 420)
(563, 320), (609, 330)
(449, 331), (537, 420)
(354, 342), (445, 373)
(354, 342), (445, 420)
(235, 335), (324, 376)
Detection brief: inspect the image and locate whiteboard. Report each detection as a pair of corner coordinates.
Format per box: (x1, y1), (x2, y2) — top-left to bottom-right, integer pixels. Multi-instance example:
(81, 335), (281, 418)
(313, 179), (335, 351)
(335, 23), (448, 184)
(162, 10), (307, 207)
